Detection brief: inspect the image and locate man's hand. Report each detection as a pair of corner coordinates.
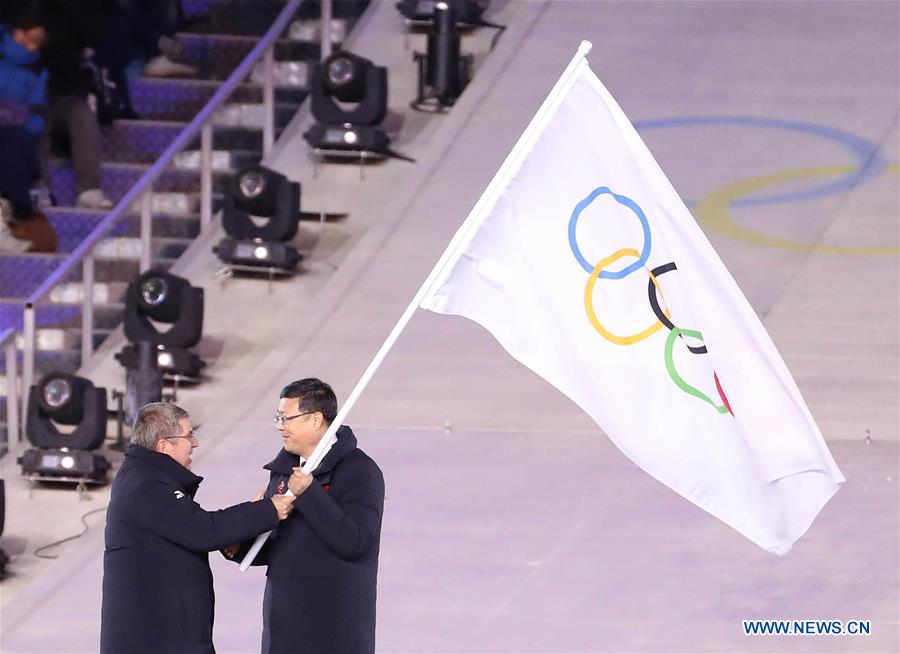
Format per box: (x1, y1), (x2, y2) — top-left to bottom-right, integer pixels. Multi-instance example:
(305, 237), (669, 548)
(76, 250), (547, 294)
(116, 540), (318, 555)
(288, 467), (313, 496)
(270, 493), (296, 520)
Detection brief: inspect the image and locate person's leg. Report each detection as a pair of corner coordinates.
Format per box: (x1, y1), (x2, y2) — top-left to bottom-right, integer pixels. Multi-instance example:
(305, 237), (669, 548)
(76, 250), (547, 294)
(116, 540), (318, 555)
(56, 96), (104, 195)
(36, 114), (54, 196)
(34, 97), (77, 206)
(0, 126), (56, 252)
(0, 126), (38, 217)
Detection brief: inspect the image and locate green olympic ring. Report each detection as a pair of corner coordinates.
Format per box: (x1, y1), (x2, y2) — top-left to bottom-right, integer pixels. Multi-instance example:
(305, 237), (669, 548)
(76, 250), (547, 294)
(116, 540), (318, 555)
(664, 327), (731, 415)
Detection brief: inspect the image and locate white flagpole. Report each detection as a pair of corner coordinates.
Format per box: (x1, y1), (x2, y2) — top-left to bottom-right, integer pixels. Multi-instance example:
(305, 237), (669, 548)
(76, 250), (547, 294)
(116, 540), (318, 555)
(240, 40), (594, 571)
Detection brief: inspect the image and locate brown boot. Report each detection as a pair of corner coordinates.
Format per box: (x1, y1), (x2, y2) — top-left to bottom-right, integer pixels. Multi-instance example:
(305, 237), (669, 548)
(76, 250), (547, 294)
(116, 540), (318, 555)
(8, 208), (58, 253)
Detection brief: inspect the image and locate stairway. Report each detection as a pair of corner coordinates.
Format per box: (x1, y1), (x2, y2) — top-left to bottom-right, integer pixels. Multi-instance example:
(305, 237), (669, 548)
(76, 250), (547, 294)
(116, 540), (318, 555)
(0, 0), (371, 433)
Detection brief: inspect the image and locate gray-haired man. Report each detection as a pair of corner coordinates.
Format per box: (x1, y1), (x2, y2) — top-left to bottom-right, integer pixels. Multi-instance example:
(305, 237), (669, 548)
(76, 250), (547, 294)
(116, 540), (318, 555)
(100, 402), (295, 654)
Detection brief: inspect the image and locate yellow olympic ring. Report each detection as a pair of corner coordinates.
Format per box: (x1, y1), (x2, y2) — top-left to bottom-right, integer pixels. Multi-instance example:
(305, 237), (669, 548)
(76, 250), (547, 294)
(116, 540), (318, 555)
(694, 164), (900, 256)
(584, 248), (671, 345)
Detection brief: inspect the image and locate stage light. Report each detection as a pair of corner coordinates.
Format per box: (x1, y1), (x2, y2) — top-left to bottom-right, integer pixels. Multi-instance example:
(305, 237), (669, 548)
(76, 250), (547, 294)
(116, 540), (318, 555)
(304, 50), (393, 158)
(323, 52), (369, 103)
(309, 50), (388, 126)
(303, 122), (391, 154)
(215, 238), (300, 270)
(214, 165), (302, 273)
(396, 0), (489, 26)
(18, 373), (110, 483)
(230, 166), (296, 225)
(412, 2), (474, 111)
(157, 350), (175, 369)
(116, 270), (205, 379)
(226, 166), (300, 241)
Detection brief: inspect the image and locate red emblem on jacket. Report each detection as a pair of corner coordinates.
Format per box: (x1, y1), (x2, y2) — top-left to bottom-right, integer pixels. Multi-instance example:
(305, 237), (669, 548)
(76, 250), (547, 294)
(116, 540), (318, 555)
(276, 481), (286, 494)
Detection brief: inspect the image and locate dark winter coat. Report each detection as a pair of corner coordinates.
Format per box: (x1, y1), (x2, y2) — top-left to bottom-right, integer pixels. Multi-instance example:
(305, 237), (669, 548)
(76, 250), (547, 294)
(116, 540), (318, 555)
(236, 426), (385, 654)
(101, 445), (280, 654)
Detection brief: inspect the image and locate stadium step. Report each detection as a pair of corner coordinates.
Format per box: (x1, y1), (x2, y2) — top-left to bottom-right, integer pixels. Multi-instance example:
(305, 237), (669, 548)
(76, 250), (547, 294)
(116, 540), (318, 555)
(128, 77), (305, 123)
(47, 160), (237, 207)
(99, 120), (267, 164)
(1, 254), (177, 300)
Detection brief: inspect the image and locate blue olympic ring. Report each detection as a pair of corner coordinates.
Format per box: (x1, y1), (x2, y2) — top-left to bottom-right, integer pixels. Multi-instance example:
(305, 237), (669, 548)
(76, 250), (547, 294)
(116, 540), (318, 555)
(568, 187), (651, 278)
(632, 115), (885, 207)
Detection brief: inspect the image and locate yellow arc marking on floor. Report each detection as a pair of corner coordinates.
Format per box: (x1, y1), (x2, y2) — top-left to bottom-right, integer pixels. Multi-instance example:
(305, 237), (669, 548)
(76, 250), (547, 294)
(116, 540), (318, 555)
(694, 164), (900, 256)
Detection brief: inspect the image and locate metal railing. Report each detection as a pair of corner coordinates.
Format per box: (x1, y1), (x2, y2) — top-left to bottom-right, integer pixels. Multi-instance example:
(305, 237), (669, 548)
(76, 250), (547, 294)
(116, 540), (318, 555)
(2, 0), (334, 448)
(2, 327), (19, 449)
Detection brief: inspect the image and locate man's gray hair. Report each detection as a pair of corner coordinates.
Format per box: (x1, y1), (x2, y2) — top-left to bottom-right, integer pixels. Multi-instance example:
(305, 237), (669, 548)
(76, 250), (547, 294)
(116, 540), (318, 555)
(131, 402), (189, 449)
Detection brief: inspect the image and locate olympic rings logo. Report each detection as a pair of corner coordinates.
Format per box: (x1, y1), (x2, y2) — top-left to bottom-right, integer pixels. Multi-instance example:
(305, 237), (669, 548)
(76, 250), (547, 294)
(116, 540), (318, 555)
(569, 187), (733, 416)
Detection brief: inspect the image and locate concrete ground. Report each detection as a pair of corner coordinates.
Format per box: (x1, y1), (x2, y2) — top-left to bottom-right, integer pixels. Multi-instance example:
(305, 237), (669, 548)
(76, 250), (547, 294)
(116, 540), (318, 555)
(1, 1), (898, 652)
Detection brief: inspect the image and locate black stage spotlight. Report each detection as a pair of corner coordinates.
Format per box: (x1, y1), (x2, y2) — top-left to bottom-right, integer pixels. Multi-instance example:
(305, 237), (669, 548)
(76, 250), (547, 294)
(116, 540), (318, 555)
(304, 50), (393, 158)
(311, 51), (388, 126)
(18, 373), (110, 483)
(396, 0), (489, 26)
(302, 122), (391, 154)
(214, 165), (302, 273)
(115, 270), (206, 379)
(412, 2), (474, 111)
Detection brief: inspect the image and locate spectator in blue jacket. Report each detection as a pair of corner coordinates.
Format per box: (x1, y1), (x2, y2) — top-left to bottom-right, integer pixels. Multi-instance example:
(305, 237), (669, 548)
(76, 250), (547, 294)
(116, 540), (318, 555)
(0, 6), (54, 252)
(0, 13), (47, 130)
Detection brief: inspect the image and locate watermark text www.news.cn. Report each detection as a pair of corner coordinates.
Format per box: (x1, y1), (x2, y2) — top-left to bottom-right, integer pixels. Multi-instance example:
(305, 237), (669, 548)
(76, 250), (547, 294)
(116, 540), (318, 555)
(742, 620), (871, 636)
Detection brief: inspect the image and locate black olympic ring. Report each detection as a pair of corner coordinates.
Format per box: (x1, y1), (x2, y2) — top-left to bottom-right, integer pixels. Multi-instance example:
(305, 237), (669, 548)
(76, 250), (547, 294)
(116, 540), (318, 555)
(647, 262), (707, 355)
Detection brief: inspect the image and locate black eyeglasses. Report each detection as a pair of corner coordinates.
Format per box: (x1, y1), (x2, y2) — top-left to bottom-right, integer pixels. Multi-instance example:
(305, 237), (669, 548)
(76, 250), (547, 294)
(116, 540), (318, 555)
(273, 411), (314, 426)
(165, 429), (198, 442)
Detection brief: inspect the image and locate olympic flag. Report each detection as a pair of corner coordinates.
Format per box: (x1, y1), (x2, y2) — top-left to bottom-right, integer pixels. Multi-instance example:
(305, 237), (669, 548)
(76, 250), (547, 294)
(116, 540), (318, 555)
(419, 42), (844, 555)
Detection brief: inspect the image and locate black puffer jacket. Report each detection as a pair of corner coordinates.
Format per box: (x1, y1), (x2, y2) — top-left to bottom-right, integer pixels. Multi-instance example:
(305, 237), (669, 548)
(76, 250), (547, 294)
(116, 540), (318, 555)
(100, 445), (280, 654)
(236, 425), (385, 654)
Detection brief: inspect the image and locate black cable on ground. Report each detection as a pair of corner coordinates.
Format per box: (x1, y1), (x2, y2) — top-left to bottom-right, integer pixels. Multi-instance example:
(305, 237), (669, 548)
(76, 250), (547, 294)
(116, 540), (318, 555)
(471, 18), (506, 51)
(383, 147), (417, 163)
(34, 506), (108, 560)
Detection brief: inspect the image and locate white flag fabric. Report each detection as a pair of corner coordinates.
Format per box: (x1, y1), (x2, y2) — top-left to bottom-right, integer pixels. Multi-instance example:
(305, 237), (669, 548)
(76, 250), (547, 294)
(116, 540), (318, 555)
(420, 48), (844, 555)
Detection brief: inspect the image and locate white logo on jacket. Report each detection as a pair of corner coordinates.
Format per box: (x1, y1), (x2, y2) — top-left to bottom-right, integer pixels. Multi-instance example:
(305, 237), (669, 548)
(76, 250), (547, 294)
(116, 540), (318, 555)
(173, 490), (185, 499)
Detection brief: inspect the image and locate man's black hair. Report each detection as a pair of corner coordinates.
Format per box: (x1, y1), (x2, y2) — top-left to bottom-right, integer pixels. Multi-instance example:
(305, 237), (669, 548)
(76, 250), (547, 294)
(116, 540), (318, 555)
(280, 378), (337, 424)
(11, 2), (48, 30)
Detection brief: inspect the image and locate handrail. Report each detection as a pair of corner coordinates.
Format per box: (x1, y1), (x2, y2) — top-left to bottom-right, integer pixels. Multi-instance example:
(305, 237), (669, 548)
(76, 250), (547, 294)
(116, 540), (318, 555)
(25, 0), (303, 306)
(2, 326), (19, 449)
(0, 328), (14, 349)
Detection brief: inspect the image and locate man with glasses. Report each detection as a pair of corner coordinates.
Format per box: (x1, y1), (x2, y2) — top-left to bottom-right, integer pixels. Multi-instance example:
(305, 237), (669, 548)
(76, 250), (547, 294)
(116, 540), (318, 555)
(226, 378), (385, 654)
(101, 402), (297, 654)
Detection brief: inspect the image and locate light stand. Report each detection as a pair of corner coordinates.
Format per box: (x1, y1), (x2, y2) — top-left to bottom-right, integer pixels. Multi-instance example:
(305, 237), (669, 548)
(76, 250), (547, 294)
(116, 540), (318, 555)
(412, 2), (473, 112)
